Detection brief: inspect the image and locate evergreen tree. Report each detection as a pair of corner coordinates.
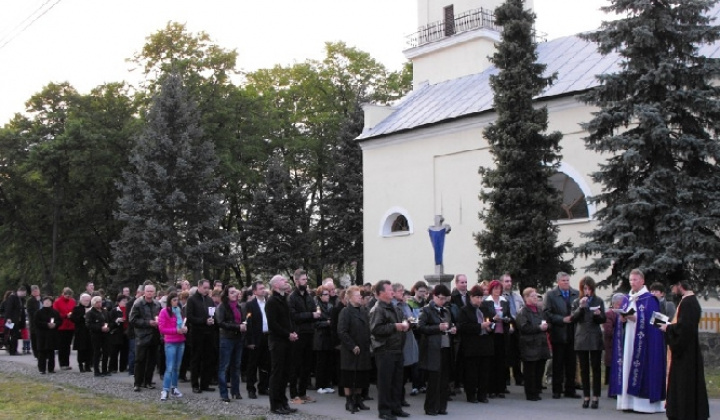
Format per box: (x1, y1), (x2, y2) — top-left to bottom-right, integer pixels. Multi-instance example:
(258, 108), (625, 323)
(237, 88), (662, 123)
(246, 154), (308, 276)
(577, 0), (720, 289)
(476, 0), (572, 290)
(112, 73), (230, 284)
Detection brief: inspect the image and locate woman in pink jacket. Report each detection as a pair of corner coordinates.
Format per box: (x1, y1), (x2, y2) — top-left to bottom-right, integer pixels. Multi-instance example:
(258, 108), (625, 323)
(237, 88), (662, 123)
(158, 291), (188, 401)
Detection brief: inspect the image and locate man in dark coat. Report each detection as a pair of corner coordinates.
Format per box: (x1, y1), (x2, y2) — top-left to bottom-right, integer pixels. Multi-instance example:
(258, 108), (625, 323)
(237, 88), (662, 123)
(185, 279), (216, 393)
(660, 281), (709, 420)
(543, 271), (580, 399)
(244, 280), (271, 399)
(265, 275), (299, 415)
(129, 283), (161, 392)
(369, 279), (409, 420)
(26, 285), (42, 357)
(287, 269), (320, 403)
(3, 286), (27, 355)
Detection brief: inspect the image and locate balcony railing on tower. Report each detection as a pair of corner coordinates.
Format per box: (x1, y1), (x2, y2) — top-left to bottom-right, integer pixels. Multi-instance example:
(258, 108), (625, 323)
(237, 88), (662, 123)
(406, 7), (500, 48)
(406, 7), (547, 48)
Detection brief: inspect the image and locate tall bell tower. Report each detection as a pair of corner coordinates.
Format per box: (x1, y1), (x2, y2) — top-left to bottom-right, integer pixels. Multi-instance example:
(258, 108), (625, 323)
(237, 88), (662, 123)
(405, 0), (535, 87)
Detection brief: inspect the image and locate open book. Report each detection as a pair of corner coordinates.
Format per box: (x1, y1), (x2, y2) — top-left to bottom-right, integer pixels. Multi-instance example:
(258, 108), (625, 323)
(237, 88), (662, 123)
(612, 307), (635, 317)
(650, 311), (670, 327)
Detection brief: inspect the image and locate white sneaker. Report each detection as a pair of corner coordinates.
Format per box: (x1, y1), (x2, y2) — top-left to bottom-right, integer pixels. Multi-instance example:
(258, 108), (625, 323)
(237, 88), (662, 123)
(171, 388), (183, 397)
(317, 388), (328, 394)
(324, 387), (334, 393)
(160, 390), (168, 401)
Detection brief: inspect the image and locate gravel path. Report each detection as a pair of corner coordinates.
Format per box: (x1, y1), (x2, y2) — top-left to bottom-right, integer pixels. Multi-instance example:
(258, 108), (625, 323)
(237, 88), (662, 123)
(0, 355), (340, 420)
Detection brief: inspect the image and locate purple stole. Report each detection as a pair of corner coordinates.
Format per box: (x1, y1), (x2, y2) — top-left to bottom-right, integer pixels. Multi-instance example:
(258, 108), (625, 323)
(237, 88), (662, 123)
(627, 292), (666, 402)
(608, 296), (628, 398)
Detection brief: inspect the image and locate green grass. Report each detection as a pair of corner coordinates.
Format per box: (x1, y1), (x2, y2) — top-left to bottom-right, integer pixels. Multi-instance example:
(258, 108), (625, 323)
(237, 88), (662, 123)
(706, 366), (720, 399)
(0, 373), (260, 419)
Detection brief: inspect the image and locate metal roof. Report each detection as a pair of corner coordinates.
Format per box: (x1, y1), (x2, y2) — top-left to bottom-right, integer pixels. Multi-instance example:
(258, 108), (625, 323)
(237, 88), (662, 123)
(358, 4), (720, 141)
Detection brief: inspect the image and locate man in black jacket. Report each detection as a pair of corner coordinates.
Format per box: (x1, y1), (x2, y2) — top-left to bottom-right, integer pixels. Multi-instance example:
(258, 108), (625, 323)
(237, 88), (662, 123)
(3, 286), (26, 355)
(186, 279), (216, 393)
(266, 275), (299, 415)
(26, 285), (42, 357)
(245, 280), (271, 399)
(129, 283), (161, 391)
(287, 269), (320, 404)
(370, 280), (410, 420)
(543, 272), (580, 399)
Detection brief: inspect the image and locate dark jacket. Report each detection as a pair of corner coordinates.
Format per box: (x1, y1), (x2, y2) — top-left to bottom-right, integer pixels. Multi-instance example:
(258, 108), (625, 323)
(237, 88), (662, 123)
(244, 297), (266, 347)
(337, 305), (372, 371)
(369, 299), (404, 353)
(129, 297), (161, 347)
(216, 301), (245, 340)
(71, 304), (92, 350)
(543, 286), (579, 344)
(107, 306), (126, 345)
(313, 300), (333, 351)
(3, 293), (25, 326)
(457, 303), (494, 357)
(85, 307), (109, 336)
(570, 295), (606, 351)
(330, 301), (345, 348)
(266, 291), (296, 342)
(185, 292), (214, 335)
(26, 296), (42, 332)
(515, 305), (551, 362)
(449, 290), (471, 321)
(417, 301), (454, 372)
(34, 306), (61, 351)
(288, 289), (317, 335)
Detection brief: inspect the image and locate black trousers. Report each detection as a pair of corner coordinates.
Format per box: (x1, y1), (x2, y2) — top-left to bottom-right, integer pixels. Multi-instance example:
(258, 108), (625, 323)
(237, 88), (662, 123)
(90, 334), (109, 374)
(109, 336), (128, 372)
(30, 330), (38, 357)
(551, 341), (576, 395)
(508, 332), (523, 384)
(246, 334), (270, 393)
(375, 351), (404, 416)
(57, 330), (74, 366)
(489, 333), (507, 394)
(289, 332), (313, 398)
(576, 350), (602, 397)
(523, 359), (546, 398)
(464, 356), (490, 400)
(268, 337), (291, 410)
(134, 341), (157, 387)
(425, 348), (451, 413)
(37, 349), (55, 373)
(190, 331), (213, 389)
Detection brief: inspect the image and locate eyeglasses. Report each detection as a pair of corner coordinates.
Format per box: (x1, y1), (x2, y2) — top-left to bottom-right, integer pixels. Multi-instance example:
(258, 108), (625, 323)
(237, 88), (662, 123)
(321, 293), (329, 296)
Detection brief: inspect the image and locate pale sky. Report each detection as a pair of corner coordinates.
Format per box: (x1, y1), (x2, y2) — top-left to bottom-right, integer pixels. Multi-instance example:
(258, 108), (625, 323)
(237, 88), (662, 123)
(0, 0), (611, 124)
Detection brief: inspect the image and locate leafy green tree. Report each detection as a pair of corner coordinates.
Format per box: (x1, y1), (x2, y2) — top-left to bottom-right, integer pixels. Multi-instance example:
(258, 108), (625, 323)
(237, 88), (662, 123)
(0, 82), (138, 294)
(112, 73), (230, 284)
(576, 0), (720, 289)
(476, 0), (572, 290)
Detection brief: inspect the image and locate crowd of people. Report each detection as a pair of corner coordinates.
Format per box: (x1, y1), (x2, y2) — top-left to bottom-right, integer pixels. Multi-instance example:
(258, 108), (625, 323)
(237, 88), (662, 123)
(0, 269), (709, 420)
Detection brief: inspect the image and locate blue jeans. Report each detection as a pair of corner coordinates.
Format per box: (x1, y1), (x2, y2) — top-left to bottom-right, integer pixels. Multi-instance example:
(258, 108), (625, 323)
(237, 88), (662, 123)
(163, 342), (185, 391)
(218, 337), (243, 398)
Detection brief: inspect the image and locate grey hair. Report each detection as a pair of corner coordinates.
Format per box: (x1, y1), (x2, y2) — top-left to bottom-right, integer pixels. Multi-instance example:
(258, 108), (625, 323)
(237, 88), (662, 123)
(611, 293), (626, 305)
(556, 272), (570, 281)
(270, 275), (286, 289)
(90, 296), (103, 306)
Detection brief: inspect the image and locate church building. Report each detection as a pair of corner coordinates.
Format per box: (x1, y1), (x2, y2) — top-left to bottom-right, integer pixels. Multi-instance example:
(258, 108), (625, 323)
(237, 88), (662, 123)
(357, 0), (720, 286)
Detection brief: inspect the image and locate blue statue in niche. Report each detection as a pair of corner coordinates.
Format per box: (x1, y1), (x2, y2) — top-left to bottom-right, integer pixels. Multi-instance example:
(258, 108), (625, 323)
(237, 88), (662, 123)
(428, 215), (452, 269)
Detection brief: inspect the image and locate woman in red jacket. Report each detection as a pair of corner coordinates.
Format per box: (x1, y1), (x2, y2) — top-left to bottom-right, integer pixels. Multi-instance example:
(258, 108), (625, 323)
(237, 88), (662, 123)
(52, 288), (76, 370)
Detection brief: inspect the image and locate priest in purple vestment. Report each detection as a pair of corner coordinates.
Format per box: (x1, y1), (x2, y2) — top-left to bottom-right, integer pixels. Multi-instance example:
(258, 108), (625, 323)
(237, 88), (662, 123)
(616, 268), (666, 413)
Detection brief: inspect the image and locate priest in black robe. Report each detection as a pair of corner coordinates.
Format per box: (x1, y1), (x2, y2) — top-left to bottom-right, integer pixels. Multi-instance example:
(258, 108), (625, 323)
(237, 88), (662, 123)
(660, 280), (709, 420)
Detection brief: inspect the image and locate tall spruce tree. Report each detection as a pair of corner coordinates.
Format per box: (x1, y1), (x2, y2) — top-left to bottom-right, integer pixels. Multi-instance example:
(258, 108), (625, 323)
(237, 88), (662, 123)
(112, 73), (230, 284)
(246, 154), (308, 276)
(577, 0), (720, 289)
(476, 0), (572, 290)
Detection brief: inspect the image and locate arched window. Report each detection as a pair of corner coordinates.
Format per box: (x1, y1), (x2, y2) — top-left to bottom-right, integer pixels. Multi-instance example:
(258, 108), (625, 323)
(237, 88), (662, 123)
(380, 207), (414, 237)
(550, 172), (589, 220)
(391, 215), (410, 232)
